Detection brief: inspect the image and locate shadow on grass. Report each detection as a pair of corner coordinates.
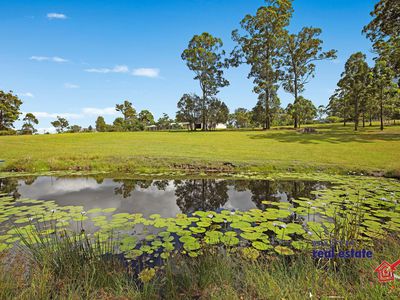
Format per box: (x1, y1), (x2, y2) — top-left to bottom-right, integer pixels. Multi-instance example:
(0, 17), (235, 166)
(247, 126), (400, 145)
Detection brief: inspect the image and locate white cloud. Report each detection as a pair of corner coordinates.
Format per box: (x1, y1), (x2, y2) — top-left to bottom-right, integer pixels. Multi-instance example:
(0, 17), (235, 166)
(64, 83), (79, 89)
(20, 92), (34, 98)
(84, 65), (159, 78)
(113, 65), (129, 73)
(30, 56), (68, 63)
(47, 13), (67, 20)
(82, 107), (117, 116)
(27, 106), (118, 120)
(30, 112), (83, 119)
(84, 65), (129, 74)
(132, 68), (160, 78)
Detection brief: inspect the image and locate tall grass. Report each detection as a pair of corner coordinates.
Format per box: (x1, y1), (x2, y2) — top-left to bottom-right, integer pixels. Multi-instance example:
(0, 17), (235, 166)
(1, 227), (399, 299)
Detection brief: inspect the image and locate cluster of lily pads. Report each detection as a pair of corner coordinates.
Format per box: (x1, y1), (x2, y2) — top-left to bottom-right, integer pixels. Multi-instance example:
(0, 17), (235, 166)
(0, 174), (399, 262)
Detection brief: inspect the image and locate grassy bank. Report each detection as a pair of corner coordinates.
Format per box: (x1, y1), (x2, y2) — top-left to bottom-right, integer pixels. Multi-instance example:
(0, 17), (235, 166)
(0, 123), (399, 176)
(1, 233), (399, 299)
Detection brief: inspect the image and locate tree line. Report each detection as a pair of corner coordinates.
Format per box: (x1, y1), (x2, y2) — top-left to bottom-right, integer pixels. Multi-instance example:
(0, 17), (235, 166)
(0, 0), (398, 134)
(327, 0), (400, 130)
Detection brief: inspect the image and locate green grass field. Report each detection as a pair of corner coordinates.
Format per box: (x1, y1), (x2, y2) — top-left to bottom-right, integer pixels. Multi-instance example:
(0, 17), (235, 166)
(0, 123), (399, 175)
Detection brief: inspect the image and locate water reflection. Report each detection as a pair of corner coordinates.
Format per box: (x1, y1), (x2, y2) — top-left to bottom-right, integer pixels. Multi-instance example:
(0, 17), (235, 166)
(174, 179), (229, 214)
(0, 177), (329, 218)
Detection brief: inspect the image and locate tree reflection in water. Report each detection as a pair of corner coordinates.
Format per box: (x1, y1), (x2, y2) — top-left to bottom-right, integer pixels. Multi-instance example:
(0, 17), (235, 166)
(0, 177), (37, 199)
(174, 179), (229, 214)
(0, 177), (328, 215)
(233, 180), (328, 209)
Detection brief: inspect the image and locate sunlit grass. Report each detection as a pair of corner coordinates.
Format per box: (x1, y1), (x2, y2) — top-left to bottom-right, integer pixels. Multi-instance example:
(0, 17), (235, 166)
(0, 123), (399, 175)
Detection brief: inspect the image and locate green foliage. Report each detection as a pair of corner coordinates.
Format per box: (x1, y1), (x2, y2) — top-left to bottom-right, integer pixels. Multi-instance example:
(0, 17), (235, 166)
(157, 113), (173, 130)
(176, 93), (201, 130)
(138, 110), (155, 127)
(0, 90), (23, 131)
(67, 124), (82, 133)
(230, 107), (252, 128)
(334, 52), (370, 131)
(231, 0), (293, 130)
(51, 116), (69, 133)
(115, 100), (139, 131)
(370, 56), (398, 130)
(182, 32), (229, 130)
(21, 113), (39, 135)
(363, 0), (400, 77)
(286, 96), (317, 127)
(95, 116), (107, 132)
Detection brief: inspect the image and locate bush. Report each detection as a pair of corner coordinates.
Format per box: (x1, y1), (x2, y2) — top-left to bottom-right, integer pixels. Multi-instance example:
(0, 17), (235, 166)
(326, 116), (342, 123)
(0, 129), (16, 136)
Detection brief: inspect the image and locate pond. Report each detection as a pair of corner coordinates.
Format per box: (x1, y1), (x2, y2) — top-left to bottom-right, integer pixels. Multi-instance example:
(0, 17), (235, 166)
(1, 176), (330, 218)
(0, 174), (399, 258)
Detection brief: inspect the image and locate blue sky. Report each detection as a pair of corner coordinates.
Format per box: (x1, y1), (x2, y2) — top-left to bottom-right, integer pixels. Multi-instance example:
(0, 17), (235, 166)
(0, 0), (376, 132)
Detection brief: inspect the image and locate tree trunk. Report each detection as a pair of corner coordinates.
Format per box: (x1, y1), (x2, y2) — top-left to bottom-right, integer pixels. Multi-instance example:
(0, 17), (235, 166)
(264, 89), (270, 130)
(294, 87), (298, 128)
(380, 86), (384, 131)
(354, 96), (359, 131)
(369, 115), (372, 126)
(201, 89), (206, 131)
(362, 112), (365, 128)
(292, 69), (299, 128)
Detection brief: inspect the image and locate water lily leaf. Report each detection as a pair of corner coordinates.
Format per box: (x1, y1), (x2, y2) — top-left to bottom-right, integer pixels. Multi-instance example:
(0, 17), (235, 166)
(275, 246), (294, 255)
(252, 241), (271, 251)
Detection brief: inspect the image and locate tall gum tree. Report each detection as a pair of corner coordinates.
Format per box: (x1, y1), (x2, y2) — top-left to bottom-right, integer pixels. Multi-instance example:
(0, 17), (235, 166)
(363, 0), (400, 80)
(282, 27), (337, 128)
(370, 57), (397, 130)
(337, 52), (370, 131)
(0, 90), (23, 131)
(181, 32), (229, 131)
(231, 0), (293, 130)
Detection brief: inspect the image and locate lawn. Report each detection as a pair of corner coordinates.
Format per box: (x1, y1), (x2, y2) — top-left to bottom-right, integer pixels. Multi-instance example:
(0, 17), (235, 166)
(0, 123), (399, 175)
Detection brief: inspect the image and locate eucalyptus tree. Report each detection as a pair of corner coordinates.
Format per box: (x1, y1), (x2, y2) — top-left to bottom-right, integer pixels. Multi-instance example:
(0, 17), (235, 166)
(251, 91), (281, 127)
(115, 100), (138, 130)
(231, 0), (292, 129)
(21, 113), (39, 134)
(138, 110), (155, 127)
(282, 27), (337, 128)
(327, 93), (351, 126)
(336, 52), (370, 131)
(363, 0), (400, 79)
(68, 125), (82, 133)
(207, 98), (229, 130)
(51, 116), (69, 133)
(95, 116), (107, 132)
(0, 90), (23, 131)
(285, 96), (316, 128)
(181, 33), (229, 131)
(176, 93), (201, 130)
(231, 107), (252, 128)
(370, 57), (397, 130)
(157, 113), (173, 130)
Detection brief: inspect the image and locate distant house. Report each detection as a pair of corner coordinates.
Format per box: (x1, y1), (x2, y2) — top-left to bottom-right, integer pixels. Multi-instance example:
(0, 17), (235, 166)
(194, 123), (227, 130)
(145, 125), (157, 131)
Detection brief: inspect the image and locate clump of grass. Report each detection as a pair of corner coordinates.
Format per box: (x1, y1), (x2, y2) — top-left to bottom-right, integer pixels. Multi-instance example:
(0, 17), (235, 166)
(1, 224), (399, 299)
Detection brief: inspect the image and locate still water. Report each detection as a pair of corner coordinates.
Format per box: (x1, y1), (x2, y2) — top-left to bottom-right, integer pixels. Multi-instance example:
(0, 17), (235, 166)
(1, 176), (329, 218)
